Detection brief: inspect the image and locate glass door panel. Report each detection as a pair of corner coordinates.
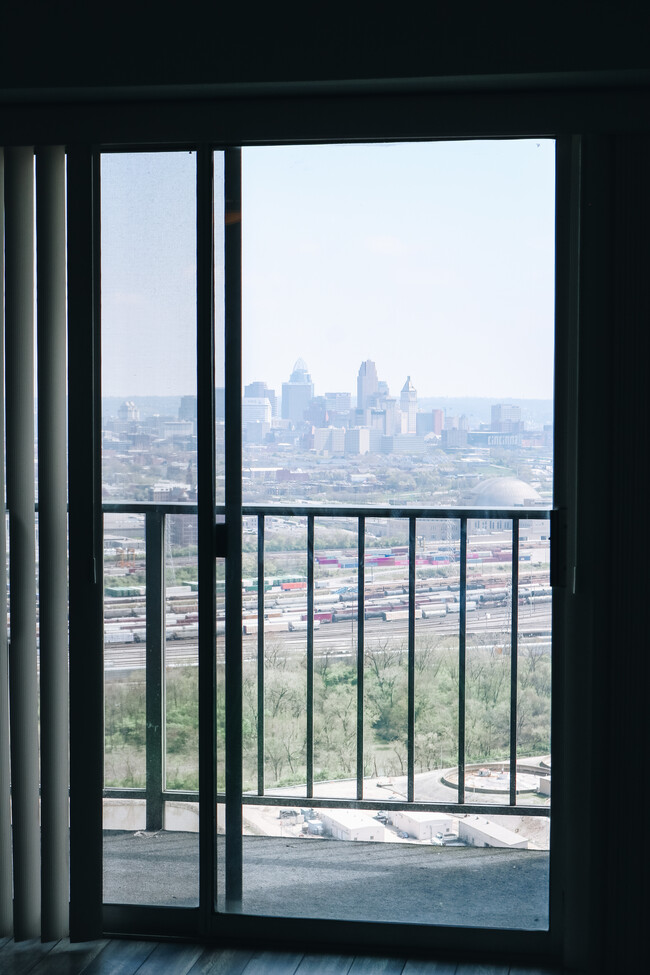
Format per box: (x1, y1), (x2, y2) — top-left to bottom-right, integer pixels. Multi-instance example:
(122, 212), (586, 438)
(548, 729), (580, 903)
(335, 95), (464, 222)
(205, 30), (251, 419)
(222, 140), (555, 928)
(101, 150), (199, 906)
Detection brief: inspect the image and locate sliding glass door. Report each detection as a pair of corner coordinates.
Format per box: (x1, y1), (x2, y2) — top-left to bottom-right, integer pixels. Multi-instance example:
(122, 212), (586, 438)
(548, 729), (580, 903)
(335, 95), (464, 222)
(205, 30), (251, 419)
(96, 139), (558, 950)
(216, 140), (556, 934)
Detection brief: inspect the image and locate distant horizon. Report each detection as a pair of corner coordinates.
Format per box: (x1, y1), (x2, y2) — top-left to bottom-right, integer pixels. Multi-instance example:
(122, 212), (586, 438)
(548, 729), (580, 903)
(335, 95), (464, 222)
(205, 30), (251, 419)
(101, 141), (555, 400)
(101, 393), (553, 426)
(101, 393), (553, 403)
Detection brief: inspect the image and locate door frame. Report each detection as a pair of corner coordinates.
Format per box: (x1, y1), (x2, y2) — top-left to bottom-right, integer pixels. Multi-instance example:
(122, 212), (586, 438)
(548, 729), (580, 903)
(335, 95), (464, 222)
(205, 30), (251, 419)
(58, 124), (578, 968)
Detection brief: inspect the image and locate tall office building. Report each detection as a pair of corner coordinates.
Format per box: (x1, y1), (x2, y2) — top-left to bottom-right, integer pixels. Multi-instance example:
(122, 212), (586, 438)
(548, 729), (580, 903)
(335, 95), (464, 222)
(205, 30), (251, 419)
(491, 403), (522, 432)
(281, 358), (314, 427)
(242, 397), (272, 424)
(418, 408), (445, 436)
(383, 397), (399, 435)
(377, 379), (390, 400)
(400, 376), (417, 433)
(244, 381), (278, 416)
(357, 360), (378, 410)
(178, 395), (197, 422)
(325, 391), (351, 412)
(242, 397), (272, 443)
(117, 400), (139, 422)
(306, 396), (329, 427)
(344, 427), (370, 455)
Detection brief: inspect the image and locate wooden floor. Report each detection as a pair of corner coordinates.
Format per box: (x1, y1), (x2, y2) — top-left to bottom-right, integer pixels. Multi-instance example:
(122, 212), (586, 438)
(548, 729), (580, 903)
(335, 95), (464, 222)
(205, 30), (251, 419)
(0, 935), (565, 974)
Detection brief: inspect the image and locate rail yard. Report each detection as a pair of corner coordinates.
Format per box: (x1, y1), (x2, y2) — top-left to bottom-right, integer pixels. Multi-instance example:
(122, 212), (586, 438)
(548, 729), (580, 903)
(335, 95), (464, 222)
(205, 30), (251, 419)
(102, 530), (551, 672)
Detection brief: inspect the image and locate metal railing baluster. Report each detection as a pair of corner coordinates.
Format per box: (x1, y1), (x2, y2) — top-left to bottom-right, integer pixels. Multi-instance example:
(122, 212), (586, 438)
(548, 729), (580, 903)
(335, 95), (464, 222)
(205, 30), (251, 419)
(145, 509), (165, 832)
(356, 516), (365, 800)
(408, 517), (416, 802)
(257, 513), (265, 796)
(99, 503), (551, 830)
(307, 516), (315, 798)
(458, 517), (467, 805)
(509, 517), (520, 806)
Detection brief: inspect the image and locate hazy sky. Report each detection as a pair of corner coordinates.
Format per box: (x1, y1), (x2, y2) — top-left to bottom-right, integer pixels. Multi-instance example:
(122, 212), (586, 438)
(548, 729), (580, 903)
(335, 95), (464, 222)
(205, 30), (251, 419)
(101, 140), (555, 402)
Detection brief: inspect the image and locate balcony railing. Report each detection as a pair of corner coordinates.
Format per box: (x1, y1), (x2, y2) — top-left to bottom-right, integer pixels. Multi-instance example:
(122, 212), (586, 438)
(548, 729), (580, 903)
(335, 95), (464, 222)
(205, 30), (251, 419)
(102, 502), (552, 831)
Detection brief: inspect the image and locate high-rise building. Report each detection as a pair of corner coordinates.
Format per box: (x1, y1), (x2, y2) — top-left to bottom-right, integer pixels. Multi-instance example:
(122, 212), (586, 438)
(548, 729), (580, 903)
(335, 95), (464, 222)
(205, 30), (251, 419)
(178, 395), (197, 422)
(117, 400), (139, 422)
(242, 397), (272, 443)
(244, 381), (278, 416)
(306, 396), (328, 427)
(356, 360), (378, 410)
(383, 397), (400, 435)
(311, 426), (345, 456)
(281, 358), (314, 426)
(416, 409), (444, 437)
(344, 427), (370, 455)
(324, 391), (351, 427)
(325, 391), (351, 412)
(491, 403), (522, 432)
(242, 397), (272, 424)
(442, 428), (468, 447)
(377, 379), (390, 399)
(400, 376), (417, 433)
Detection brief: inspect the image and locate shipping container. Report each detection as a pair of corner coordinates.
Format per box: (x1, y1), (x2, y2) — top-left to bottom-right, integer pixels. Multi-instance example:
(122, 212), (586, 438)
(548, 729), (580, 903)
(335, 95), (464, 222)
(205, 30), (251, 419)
(383, 609), (423, 622)
(289, 619), (321, 631)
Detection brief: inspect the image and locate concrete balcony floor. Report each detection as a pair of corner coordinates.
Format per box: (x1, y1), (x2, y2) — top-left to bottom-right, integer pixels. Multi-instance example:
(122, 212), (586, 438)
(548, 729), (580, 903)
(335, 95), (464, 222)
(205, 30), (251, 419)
(103, 831), (549, 930)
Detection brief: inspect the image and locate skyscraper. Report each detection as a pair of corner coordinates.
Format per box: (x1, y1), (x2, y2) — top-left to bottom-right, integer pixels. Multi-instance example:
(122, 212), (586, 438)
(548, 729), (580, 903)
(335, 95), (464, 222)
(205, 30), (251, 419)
(383, 397), (399, 435)
(178, 395), (197, 422)
(491, 403), (522, 432)
(244, 381), (278, 416)
(400, 376), (417, 433)
(117, 400), (139, 422)
(356, 360), (378, 411)
(281, 358), (314, 426)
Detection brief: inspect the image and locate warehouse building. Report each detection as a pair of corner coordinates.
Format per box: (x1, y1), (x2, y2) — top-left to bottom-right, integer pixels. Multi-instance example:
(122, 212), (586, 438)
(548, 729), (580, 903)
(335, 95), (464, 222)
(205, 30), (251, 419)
(320, 811), (386, 843)
(458, 817), (528, 849)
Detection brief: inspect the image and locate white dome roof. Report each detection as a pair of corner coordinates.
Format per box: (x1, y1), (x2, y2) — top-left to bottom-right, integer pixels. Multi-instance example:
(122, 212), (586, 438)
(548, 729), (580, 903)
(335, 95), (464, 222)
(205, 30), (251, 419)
(471, 477), (543, 507)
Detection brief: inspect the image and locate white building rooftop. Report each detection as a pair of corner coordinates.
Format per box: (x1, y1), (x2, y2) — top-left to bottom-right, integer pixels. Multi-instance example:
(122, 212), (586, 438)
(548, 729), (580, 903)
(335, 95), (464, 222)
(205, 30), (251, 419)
(396, 811), (456, 824)
(322, 810), (379, 830)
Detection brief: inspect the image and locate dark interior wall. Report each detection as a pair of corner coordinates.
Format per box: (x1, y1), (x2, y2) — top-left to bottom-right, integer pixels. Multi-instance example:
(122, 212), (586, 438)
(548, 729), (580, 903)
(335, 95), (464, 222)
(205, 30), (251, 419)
(1, 4), (649, 970)
(0, 1), (648, 96)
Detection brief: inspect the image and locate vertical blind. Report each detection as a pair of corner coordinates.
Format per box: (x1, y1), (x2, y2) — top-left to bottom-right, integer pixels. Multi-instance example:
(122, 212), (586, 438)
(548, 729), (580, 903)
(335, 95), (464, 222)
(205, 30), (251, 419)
(0, 146), (69, 941)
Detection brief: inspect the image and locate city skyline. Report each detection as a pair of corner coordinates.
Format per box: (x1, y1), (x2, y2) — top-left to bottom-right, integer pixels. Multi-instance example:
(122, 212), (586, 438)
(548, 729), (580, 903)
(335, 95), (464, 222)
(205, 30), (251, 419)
(102, 382), (553, 423)
(100, 140), (555, 401)
(101, 352), (553, 425)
